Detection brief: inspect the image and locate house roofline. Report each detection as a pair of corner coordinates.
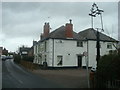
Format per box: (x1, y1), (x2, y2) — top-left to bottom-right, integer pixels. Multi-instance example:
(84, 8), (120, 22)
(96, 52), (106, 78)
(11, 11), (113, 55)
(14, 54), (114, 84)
(38, 37), (118, 44)
(86, 39), (119, 42)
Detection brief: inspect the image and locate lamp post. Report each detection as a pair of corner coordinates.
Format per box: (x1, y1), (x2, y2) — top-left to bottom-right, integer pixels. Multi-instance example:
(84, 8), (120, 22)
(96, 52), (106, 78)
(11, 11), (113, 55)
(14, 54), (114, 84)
(89, 3), (104, 66)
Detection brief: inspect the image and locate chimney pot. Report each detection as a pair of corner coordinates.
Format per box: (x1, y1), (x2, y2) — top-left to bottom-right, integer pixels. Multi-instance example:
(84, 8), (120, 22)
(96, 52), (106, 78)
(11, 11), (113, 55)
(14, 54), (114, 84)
(69, 19), (72, 24)
(40, 33), (43, 40)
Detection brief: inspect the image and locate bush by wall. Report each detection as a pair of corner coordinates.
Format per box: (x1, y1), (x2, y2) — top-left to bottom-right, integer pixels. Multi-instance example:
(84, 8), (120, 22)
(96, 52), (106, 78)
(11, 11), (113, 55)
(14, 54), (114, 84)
(22, 56), (34, 62)
(95, 49), (120, 88)
(14, 54), (21, 64)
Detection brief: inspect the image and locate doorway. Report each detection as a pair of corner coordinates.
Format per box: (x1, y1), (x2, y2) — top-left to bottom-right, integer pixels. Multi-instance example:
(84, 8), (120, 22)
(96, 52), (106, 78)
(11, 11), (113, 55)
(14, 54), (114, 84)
(78, 56), (82, 67)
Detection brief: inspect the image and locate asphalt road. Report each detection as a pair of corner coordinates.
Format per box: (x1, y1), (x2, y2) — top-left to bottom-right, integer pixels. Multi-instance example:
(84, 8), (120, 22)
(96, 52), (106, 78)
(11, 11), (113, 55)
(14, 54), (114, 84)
(2, 59), (63, 88)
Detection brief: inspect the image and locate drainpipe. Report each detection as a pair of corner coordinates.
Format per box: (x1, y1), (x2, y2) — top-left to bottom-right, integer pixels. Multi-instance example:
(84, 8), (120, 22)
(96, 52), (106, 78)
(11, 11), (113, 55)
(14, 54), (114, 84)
(86, 38), (90, 88)
(87, 39), (89, 67)
(52, 39), (54, 67)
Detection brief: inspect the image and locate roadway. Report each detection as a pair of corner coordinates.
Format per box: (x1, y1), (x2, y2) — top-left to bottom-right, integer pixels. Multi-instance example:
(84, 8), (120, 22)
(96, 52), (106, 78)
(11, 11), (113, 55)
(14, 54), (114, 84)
(2, 59), (63, 88)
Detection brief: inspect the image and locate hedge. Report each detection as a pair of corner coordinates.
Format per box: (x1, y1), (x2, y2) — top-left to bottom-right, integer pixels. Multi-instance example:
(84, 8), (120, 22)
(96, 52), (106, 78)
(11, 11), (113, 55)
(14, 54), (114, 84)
(14, 54), (21, 64)
(95, 49), (120, 88)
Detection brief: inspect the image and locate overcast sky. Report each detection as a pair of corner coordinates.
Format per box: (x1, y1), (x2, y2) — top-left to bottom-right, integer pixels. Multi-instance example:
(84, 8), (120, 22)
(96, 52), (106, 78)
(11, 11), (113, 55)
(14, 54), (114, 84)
(0, 2), (118, 52)
(118, 1), (120, 44)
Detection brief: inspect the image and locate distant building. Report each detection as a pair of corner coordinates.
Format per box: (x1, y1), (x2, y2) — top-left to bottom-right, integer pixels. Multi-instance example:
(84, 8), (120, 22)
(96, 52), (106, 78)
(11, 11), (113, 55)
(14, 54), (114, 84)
(33, 20), (118, 68)
(19, 46), (31, 56)
(27, 47), (33, 57)
(19, 41), (37, 57)
(2, 48), (8, 55)
(0, 47), (3, 56)
(8, 52), (15, 56)
(27, 41), (38, 57)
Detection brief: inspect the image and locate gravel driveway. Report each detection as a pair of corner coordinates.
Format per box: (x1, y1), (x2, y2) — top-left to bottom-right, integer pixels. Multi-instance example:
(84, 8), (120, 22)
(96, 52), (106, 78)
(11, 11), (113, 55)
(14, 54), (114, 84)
(32, 68), (90, 88)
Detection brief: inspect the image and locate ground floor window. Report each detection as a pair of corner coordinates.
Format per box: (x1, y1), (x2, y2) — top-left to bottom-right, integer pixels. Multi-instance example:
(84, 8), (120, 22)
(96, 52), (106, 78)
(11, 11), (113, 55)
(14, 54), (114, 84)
(107, 43), (112, 49)
(57, 56), (63, 66)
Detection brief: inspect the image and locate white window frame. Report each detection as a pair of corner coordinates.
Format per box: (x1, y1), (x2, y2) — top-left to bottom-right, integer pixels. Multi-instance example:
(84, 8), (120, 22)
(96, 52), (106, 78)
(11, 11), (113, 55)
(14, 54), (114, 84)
(77, 41), (83, 47)
(107, 43), (112, 49)
(57, 56), (63, 66)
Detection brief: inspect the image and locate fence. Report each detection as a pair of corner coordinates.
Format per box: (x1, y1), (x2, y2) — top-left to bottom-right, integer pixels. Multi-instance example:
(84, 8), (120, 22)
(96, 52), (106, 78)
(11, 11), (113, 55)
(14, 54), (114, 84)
(106, 80), (120, 88)
(90, 72), (120, 88)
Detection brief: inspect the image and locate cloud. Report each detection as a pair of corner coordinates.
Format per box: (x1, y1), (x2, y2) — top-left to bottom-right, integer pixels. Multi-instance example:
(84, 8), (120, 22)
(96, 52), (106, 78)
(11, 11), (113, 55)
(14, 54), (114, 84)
(118, 1), (120, 41)
(2, 2), (41, 13)
(1, 2), (118, 51)
(2, 37), (34, 52)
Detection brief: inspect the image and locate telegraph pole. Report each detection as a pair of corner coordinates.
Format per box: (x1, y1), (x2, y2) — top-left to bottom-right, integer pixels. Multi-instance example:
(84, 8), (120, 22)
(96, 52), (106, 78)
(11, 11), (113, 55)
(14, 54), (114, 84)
(89, 3), (104, 66)
(96, 28), (100, 65)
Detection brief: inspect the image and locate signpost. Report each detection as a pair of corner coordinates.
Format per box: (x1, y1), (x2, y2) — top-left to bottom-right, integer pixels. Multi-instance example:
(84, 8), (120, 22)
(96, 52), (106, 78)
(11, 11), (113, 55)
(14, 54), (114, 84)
(83, 51), (90, 88)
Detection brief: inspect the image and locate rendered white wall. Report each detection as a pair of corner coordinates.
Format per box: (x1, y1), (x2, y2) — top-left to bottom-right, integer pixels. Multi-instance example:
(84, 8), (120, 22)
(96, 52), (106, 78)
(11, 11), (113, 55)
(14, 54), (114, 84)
(53, 39), (87, 67)
(33, 38), (117, 67)
(88, 41), (117, 67)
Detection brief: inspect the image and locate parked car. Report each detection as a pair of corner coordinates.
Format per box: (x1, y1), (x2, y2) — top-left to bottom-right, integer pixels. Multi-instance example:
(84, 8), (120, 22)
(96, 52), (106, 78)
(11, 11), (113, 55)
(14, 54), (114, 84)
(1, 55), (7, 61)
(6, 56), (13, 59)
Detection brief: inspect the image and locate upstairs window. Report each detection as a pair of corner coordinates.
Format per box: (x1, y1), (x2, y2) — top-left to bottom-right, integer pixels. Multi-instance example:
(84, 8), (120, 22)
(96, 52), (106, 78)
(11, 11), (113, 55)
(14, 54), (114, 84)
(107, 43), (112, 49)
(77, 41), (83, 47)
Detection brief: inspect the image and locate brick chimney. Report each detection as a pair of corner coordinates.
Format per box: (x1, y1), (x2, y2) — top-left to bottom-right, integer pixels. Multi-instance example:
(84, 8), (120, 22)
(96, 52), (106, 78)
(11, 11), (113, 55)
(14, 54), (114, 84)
(65, 19), (73, 38)
(43, 22), (50, 37)
(40, 33), (43, 40)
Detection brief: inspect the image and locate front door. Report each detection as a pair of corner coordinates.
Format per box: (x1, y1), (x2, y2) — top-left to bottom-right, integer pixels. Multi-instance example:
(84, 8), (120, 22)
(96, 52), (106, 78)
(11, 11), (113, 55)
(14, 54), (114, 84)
(78, 56), (82, 67)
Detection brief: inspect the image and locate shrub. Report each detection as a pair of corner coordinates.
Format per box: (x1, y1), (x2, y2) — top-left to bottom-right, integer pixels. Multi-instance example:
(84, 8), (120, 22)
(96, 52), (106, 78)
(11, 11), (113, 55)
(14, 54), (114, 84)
(22, 56), (34, 62)
(14, 54), (21, 64)
(95, 50), (120, 88)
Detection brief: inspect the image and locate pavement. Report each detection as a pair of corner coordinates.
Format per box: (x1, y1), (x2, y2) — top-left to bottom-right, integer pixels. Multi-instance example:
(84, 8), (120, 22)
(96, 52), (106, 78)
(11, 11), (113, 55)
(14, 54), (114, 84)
(32, 68), (90, 88)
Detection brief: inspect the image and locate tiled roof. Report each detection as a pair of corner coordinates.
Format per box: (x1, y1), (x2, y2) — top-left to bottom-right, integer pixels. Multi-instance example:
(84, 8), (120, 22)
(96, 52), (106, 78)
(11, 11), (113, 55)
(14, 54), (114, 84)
(40, 27), (118, 42)
(78, 28), (118, 42)
(41, 25), (79, 41)
(49, 26), (79, 40)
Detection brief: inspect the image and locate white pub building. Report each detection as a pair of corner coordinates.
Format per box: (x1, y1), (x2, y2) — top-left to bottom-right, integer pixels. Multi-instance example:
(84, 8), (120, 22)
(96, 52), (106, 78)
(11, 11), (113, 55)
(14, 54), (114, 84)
(33, 20), (118, 68)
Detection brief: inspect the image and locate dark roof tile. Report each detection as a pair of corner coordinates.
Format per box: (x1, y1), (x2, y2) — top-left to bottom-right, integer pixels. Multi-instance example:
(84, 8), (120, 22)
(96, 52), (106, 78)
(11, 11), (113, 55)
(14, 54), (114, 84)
(41, 25), (78, 40)
(40, 27), (118, 42)
(78, 28), (118, 42)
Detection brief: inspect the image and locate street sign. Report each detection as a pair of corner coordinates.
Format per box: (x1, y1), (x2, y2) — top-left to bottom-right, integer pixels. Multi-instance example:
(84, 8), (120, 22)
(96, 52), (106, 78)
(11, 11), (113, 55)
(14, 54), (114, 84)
(83, 51), (88, 56)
